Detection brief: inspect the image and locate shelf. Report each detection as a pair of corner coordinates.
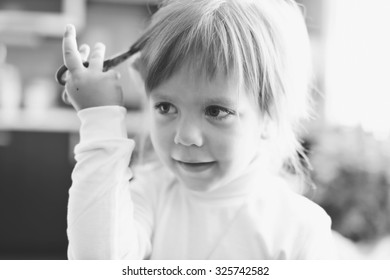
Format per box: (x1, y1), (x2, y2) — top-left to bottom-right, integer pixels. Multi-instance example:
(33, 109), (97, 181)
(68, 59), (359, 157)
(89, 0), (159, 4)
(0, 0), (86, 40)
(0, 108), (145, 134)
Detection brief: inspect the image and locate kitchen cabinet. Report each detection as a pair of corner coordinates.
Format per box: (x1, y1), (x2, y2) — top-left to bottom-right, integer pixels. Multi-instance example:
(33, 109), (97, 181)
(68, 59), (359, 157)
(0, 130), (72, 259)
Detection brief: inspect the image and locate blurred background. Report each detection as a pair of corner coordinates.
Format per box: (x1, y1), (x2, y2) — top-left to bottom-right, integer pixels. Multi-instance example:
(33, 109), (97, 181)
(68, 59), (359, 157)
(0, 0), (389, 259)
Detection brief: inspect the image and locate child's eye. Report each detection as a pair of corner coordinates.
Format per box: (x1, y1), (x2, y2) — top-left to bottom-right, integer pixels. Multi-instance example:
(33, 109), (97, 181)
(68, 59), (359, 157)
(154, 102), (177, 115)
(205, 105), (235, 120)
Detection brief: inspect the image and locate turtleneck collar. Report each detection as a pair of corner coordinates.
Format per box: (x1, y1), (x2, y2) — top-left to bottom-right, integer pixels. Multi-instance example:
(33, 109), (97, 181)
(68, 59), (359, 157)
(178, 153), (276, 203)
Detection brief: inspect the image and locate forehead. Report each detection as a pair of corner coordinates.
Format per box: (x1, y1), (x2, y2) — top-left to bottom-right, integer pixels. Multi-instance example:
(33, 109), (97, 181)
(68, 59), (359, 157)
(150, 67), (236, 99)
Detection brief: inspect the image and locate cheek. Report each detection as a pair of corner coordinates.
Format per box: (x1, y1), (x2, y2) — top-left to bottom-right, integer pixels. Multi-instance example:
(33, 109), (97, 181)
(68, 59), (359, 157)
(150, 119), (172, 155)
(210, 125), (260, 162)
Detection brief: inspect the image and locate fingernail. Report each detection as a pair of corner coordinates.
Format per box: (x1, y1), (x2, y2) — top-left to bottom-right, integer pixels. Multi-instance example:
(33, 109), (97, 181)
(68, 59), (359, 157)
(65, 24), (73, 35)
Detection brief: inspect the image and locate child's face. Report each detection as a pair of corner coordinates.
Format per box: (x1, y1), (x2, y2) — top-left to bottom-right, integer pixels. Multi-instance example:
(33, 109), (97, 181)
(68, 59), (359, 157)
(148, 67), (266, 191)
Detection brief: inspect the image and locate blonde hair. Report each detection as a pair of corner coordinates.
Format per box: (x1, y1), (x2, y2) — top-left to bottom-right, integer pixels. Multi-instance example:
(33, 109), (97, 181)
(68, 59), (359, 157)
(136, 0), (313, 191)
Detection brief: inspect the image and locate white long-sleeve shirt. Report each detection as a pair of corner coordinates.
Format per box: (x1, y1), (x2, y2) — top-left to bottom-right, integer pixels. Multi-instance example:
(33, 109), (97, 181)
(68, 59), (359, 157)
(67, 106), (337, 259)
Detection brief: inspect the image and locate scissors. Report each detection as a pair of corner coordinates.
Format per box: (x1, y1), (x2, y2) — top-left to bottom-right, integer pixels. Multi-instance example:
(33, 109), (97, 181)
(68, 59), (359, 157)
(55, 42), (142, 86)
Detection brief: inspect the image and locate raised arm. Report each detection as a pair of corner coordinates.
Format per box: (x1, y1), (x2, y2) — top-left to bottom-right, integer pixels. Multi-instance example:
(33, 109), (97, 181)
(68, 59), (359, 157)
(63, 25), (152, 259)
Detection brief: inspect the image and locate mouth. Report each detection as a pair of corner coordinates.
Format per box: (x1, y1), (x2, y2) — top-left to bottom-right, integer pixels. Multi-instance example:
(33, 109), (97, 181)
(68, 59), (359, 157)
(174, 159), (216, 173)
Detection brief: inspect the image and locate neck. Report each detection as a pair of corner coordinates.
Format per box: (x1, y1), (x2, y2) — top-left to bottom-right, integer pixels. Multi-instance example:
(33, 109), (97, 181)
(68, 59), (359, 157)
(181, 153), (275, 201)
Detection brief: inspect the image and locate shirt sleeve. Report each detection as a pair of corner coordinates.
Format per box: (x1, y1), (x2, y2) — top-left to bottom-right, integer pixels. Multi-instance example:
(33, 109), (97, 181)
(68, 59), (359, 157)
(67, 106), (152, 260)
(297, 210), (338, 259)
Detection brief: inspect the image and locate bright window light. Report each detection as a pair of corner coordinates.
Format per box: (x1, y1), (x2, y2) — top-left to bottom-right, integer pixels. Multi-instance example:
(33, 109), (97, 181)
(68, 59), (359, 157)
(324, 0), (390, 140)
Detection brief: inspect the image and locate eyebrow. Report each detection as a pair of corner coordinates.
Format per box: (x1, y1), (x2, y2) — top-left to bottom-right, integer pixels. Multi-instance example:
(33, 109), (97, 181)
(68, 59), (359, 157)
(203, 96), (238, 109)
(149, 91), (176, 103)
(150, 90), (238, 108)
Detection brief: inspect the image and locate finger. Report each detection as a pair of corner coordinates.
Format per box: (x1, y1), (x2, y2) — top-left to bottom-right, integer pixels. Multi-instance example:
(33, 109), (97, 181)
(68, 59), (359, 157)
(62, 24), (83, 72)
(88, 42), (106, 70)
(79, 44), (90, 62)
(63, 70), (70, 83)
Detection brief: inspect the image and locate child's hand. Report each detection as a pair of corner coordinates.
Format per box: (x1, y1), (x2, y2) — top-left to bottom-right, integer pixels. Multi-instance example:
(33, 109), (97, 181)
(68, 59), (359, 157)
(62, 24), (123, 111)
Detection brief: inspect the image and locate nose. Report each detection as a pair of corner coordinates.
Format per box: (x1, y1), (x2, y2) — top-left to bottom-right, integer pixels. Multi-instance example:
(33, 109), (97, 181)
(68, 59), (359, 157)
(174, 116), (204, 147)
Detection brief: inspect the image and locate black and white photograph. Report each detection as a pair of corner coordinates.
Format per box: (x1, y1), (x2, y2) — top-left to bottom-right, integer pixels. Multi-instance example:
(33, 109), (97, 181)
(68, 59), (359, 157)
(0, 0), (389, 270)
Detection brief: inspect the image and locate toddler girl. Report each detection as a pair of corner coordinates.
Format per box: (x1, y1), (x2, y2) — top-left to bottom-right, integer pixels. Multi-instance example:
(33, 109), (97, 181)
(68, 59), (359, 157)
(63, 0), (336, 259)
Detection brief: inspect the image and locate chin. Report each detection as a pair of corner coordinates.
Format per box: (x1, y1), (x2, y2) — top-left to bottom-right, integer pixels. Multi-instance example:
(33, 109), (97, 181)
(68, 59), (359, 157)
(179, 177), (219, 192)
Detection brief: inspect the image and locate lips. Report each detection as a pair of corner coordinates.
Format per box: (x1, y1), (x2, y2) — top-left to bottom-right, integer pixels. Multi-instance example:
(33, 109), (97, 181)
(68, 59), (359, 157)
(174, 159), (216, 173)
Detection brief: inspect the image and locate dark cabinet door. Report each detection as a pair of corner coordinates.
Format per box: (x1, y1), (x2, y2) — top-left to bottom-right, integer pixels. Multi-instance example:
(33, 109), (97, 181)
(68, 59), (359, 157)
(0, 131), (73, 259)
